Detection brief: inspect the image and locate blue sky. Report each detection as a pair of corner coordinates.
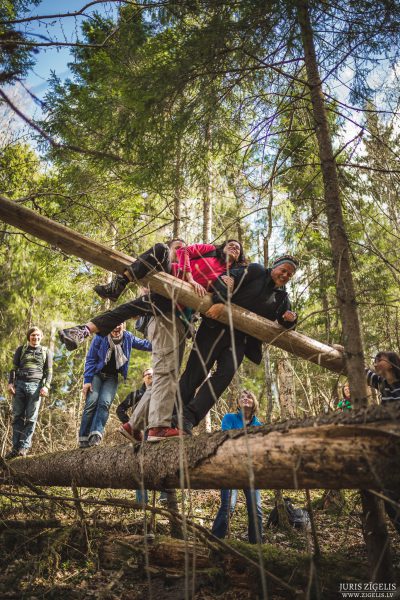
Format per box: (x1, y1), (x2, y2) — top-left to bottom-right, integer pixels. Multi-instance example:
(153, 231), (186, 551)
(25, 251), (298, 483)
(11, 1), (117, 109)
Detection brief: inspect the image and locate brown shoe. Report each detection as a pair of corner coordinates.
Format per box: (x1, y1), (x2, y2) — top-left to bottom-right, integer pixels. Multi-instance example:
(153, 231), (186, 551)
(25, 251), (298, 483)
(147, 427), (187, 442)
(119, 423), (142, 442)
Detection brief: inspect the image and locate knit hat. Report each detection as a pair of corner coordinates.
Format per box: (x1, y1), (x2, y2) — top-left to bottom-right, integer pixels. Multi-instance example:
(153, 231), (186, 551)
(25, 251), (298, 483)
(271, 254), (299, 271)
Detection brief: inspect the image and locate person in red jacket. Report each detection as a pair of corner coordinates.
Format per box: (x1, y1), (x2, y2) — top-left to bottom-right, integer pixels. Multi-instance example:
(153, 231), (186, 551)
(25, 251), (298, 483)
(59, 239), (245, 441)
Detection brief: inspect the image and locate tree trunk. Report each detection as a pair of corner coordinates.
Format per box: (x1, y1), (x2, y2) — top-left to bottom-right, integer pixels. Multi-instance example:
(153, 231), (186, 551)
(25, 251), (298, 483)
(277, 353), (296, 419)
(202, 123), (212, 243)
(0, 193), (345, 374)
(263, 345), (274, 422)
(296, 0), (368, 406)
(296, 3), (393, 579)
(2, 406), (399, 491)
(173, 144), (182, 238)
(360, 490), (394, 582)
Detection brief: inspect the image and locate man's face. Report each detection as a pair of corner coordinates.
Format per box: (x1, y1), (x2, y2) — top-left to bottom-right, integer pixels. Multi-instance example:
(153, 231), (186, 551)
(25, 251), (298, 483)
(169, 240), (185, 262)
(29, 330), (42, 347)
(143, 369), (153, 386)
(271, 263), (295, 287)
(111, 324), (124, 338)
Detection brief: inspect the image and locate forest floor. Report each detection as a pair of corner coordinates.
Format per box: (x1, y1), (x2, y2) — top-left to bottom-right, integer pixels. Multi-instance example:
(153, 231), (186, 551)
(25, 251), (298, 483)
(0, 487), (399, 599)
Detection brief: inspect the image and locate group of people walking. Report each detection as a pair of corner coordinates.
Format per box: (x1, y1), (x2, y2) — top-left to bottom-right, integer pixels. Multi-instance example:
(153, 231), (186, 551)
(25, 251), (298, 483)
(5, 237), (400, 542)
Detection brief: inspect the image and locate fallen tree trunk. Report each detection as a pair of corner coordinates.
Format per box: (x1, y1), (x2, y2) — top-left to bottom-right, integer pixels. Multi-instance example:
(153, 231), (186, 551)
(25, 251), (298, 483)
(2, 406), (399, 491)
(0, 194), (344, 373)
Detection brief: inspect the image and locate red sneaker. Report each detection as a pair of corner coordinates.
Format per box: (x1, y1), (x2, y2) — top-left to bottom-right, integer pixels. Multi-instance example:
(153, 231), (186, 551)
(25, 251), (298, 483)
(119, 423), (142, 442)
(147, 427), (187, 441)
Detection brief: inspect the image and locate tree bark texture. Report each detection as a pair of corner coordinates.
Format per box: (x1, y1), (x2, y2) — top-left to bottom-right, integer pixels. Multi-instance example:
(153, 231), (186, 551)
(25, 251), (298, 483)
(277, 353), (296, 419)
(296, 0), (368, 405)
(2, 406), (399, 491)
(360, 490), (394, 583)
(202, 122), (213, 243)
(263, 346), (274, 422)
(173, 143), (182, 238)
(0, 193), (345, 374)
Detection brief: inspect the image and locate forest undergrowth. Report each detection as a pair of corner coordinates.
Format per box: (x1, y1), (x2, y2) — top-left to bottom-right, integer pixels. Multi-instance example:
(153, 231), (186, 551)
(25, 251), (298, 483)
(1, 485), (399, 600)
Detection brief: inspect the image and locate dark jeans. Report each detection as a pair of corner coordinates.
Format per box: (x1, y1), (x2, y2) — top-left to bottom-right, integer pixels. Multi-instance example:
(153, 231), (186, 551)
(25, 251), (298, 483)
(211, 489), (263, 544)
(178, 320), (246, 426)
(91, 243), (173, 336)
(12, 380), (42, 450)
(383, 489), (400, 534)
(79, 373), (119, 441)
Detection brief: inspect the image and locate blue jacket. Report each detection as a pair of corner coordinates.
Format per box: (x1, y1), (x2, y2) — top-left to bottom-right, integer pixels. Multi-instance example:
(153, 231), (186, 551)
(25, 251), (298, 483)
(84, 332), (151, 384)
(221, 412), (262, 431)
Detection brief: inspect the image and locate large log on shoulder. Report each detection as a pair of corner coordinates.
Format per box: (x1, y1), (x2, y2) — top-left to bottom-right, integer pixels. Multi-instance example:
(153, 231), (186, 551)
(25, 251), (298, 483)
(2, 406), (399, 491)
(0, 194), (344, 373)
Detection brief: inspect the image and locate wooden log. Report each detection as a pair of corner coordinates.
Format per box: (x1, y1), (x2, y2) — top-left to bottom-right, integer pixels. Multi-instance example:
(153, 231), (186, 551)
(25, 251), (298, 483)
(0, 194), (344, 373)
(2, 406), (399, 491)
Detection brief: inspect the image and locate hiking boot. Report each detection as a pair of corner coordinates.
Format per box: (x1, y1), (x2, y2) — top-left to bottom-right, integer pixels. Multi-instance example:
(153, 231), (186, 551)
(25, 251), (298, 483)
(59, 325), (90, 351)
(147, 427), (187, 441)
(5, 448), (19, 460)
(119, 423), (142, 442)
(171, 416), (193, 436)
(182, 417), (193, 435)
(79, 441), (89, 448)
(94, 275), (128, 301)
(88, 434), (102, 447)
(18, 448), (28, 457)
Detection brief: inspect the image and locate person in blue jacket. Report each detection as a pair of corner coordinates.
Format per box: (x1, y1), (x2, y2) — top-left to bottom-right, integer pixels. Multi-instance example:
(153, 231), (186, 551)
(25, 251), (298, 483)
(79, 323), (151, 447)
(211, 390), (263, 544)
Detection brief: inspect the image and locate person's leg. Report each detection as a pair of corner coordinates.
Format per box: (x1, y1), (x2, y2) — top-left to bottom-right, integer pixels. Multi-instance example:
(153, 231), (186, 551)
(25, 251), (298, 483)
(90, 375), (119, 442)
(90, 297), (154, 336)
(147, 314), (186, 438)
(126, 243), (171, 281)
(178, 321), (223, 408)
(244, 489), (263, 544)
(94, 243), (172, 300)
(183, 331), (246, 427)
(18, 381), (42, 451)
(11, 381), (28, 451)
(136, 489), (149, 504)
(60, 294), (174, 351)
(211, 490), (237, 539)
(78, 374), (101, 444)
(129, 384), (152, 431)
(383, 489), (400, 534)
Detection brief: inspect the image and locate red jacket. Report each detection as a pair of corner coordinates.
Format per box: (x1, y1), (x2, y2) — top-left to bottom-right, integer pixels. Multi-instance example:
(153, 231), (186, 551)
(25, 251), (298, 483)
(176, 243), (228, 289)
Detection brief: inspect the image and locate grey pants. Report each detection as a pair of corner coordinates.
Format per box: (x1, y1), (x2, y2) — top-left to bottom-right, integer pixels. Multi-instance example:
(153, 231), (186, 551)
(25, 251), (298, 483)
(129, 385), (152, 430)
(129, 314), (185, 430)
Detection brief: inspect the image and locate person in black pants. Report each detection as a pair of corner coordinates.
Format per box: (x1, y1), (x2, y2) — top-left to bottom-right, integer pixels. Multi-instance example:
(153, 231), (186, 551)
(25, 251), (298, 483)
(176, 255), (299, 433)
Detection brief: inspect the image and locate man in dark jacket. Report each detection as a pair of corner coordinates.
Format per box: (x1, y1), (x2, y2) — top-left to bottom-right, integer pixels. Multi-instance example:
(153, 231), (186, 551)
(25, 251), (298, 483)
(6, 326), (53, 459)
(176, 255), (298, 433)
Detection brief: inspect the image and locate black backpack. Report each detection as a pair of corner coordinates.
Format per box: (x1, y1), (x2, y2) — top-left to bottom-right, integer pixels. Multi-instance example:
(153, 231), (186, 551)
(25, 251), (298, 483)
(267, 497), (311, 531)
